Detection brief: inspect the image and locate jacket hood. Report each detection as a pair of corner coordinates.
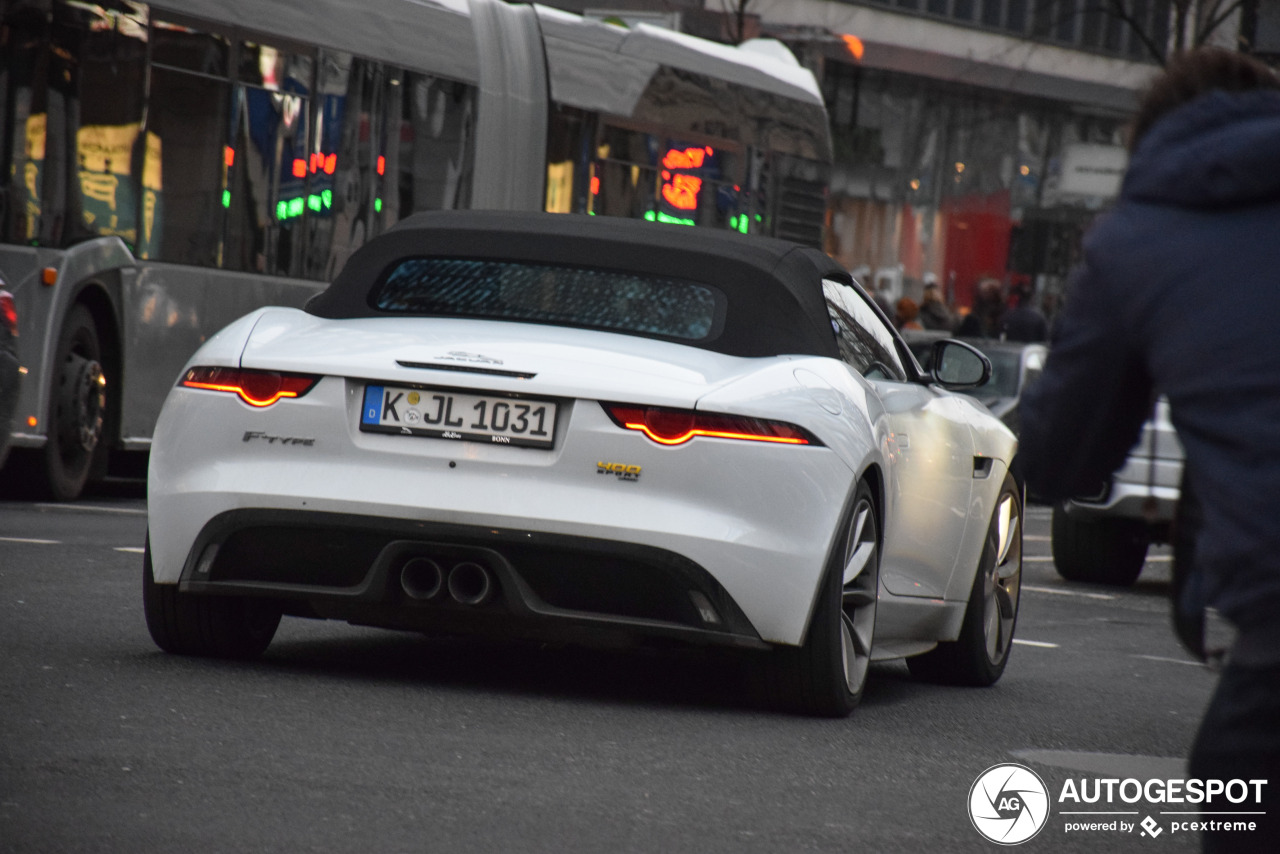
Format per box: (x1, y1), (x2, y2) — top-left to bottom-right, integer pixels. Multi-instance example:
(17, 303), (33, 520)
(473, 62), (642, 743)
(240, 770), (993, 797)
(1123, 89), (1280, 209)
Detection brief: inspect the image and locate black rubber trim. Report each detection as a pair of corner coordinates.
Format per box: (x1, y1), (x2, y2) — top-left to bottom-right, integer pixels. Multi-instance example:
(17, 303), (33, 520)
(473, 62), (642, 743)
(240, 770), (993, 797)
(176, 508), (766, 649)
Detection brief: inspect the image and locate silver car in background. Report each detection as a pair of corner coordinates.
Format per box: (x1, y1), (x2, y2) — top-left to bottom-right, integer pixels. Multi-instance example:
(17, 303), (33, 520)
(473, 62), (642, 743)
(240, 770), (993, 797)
(1051, 398), (1184, 586)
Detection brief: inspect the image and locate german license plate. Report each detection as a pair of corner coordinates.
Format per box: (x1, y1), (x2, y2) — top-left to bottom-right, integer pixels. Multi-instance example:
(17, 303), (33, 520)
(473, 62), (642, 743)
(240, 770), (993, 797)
(360, 385), (556, 448)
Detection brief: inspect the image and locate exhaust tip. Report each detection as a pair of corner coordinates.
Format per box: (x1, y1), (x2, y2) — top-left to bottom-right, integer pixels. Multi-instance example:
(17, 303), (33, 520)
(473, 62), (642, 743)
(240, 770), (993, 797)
(448, 561), (494, 606)
(400, 557), (444, 601)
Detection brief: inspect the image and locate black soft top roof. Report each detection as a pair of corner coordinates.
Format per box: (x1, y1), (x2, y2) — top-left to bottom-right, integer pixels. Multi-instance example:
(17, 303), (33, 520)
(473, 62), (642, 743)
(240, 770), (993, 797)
(305, 210), (846, 358)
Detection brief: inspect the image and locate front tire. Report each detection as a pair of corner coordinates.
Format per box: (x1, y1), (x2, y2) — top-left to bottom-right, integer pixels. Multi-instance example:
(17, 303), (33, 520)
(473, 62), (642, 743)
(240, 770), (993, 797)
(143, 540), (281, 659)
(42, 304), (107, 500)
(908, 474), (1022, 686)
(762, 480), (879, 717)
(1051, 506), (1148, 586)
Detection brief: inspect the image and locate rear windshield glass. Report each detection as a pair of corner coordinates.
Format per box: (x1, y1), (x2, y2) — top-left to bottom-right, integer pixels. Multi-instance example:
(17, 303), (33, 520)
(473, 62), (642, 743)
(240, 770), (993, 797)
(371, 258), (724, 341)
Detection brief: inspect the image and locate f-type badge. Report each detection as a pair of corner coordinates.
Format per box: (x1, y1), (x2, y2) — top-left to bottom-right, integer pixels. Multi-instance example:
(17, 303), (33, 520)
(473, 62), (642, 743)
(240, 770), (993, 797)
(242, 431), (315, 446)
(597, 462), (641, 482)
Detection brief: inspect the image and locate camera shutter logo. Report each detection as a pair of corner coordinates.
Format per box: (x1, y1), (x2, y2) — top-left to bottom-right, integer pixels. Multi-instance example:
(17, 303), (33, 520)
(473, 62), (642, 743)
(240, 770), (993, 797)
(969, 763), (1051, 844)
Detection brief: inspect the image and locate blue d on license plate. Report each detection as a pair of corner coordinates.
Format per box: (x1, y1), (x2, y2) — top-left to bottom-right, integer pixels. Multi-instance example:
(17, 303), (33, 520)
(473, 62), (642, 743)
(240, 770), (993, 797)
(360, 385), (556, 448)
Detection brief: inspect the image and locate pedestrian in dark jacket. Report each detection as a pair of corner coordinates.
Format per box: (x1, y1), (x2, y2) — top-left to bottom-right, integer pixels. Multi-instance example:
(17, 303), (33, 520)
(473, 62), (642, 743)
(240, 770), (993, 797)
(1001, 285), (1048, 342)
(955, 277), (1005, 338)
(918, 282), (954, 331)
(1017, 48), (1280, 854)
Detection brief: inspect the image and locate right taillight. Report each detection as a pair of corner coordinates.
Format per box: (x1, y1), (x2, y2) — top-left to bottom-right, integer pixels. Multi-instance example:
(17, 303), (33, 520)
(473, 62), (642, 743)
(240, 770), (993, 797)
(603, 403), (820, 446)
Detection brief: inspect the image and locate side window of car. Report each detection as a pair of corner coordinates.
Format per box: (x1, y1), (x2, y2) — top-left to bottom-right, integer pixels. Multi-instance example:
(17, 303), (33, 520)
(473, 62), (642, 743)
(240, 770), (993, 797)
(822, 279), (907, 382)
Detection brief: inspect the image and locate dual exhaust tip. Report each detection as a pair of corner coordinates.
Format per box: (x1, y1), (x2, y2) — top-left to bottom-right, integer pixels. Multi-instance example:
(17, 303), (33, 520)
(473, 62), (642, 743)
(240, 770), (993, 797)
(400, 557), (495, 606)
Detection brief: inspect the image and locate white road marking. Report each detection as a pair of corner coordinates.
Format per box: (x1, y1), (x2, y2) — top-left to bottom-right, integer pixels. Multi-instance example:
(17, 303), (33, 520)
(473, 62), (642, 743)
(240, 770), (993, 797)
(1132, 654), (1205, 667)
(114, 547), (146, 554)
(0, 536), (61, 545)
(1023, 556), (1055, 561)
(1011, 749), (1187, 779)
(1022, 584), (1117, 601)
(35, 503), (147, 516)
(1013, 639), (1059, 648)
(1023, 534), (1050, 542)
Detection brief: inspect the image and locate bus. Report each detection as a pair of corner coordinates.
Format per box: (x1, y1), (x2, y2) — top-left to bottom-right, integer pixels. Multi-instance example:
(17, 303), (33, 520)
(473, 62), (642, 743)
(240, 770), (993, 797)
(0, 0), (832, 499)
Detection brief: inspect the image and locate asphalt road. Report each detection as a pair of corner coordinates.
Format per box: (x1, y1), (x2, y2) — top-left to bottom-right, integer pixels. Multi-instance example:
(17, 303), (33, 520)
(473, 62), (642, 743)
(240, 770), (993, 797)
(1, 481), (1221, 853)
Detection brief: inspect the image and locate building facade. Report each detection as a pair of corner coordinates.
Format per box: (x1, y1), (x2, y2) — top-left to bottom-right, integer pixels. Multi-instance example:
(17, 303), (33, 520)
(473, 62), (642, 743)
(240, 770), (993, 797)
(555, 0), (1244, 316)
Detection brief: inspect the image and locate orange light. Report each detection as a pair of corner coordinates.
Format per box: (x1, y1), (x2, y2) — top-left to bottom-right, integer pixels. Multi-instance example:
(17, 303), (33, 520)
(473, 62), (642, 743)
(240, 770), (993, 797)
(41, 268), (57, 286)
(662, 147), (707, 170)
(27, 416), (38, 428)
(661, 174), (702, 211)
(841, 34), (865, 62)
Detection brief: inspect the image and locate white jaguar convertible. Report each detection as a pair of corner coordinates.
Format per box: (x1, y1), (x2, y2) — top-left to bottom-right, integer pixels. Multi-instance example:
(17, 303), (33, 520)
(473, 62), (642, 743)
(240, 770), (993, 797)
(144, 210), (1022, 717)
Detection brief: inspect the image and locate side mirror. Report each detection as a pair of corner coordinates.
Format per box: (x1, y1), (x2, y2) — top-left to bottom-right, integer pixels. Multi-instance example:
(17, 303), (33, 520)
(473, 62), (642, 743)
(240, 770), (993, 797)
(930, 339), (991, 390)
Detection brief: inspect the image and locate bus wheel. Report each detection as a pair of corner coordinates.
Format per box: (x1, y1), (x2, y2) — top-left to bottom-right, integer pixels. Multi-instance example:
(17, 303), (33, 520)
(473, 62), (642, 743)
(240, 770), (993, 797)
(43, 304), (106, 500)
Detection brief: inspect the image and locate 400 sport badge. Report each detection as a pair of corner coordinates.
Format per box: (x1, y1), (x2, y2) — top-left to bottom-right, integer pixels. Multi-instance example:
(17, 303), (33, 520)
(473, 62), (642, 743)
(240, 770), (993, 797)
(969, 764), (1051, 844)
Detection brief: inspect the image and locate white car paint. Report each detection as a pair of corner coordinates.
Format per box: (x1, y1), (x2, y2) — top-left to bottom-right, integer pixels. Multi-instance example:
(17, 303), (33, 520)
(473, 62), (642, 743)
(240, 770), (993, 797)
(148, 306), (1016, 650)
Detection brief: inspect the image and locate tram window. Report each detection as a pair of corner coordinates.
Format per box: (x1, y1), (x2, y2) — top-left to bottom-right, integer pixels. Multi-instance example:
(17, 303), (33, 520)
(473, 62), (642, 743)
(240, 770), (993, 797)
(75, 7), (147, 249)
(593, 125), (657, 220)
(0, 3), (46, 243)
(142, 62), (230, 266)
(303, 56), (478, 282)
(150, 19), (230, 76)
(304, 56), (384, 280)
(223, 46), (313, 277)
(399, 74), (476, 216)
(545, 106), (595, 215)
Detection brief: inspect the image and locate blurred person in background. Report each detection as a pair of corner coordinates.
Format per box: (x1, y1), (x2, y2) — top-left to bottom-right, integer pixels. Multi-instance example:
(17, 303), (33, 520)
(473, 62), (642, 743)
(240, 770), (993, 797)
(1002, 283), (1048, 342)
(1017, 47), (1280, 853)
(918, 281), (954, 331)
(955, 277), (1006, 338)
(894, 296), (923, 330)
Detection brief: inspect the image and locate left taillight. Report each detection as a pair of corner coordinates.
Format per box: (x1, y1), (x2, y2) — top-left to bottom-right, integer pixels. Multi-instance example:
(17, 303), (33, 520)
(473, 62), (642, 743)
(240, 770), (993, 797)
(603, 403), (820, 446)
(181, 366), (319, 407)
(0, 290), (16, 337)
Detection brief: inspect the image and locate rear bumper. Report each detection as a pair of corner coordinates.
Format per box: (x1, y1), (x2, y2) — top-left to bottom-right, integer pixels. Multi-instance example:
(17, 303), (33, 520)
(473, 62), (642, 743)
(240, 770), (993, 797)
(147, 380), (860, 646)
(1065, 457), (1182, 525)
(175, 508), (768, 649)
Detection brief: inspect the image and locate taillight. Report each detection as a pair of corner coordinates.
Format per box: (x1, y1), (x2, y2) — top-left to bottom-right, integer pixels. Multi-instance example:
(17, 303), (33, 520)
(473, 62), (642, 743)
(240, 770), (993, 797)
(181, 367), (318, 407)
(603, 403), (819, 446)
(0, 290), (16, 337)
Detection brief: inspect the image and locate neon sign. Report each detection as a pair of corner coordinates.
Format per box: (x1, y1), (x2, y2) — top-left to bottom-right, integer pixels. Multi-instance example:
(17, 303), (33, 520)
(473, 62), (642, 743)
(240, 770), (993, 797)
(659, 146), (713, 212)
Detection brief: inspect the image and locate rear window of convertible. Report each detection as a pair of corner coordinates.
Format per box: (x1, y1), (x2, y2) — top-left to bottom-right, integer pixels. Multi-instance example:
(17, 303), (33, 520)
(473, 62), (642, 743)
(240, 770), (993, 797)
(370, 258), (725, 341)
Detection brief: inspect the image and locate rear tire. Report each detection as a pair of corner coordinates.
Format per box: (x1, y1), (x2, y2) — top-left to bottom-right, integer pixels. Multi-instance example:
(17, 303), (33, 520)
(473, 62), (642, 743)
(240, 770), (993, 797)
(1051, 506), (1147, 586)
(908, 474), (1022, 686)
(143, 539), (281, 659)
(760, 481), (879, 717)
(42, 304), (108, 500)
